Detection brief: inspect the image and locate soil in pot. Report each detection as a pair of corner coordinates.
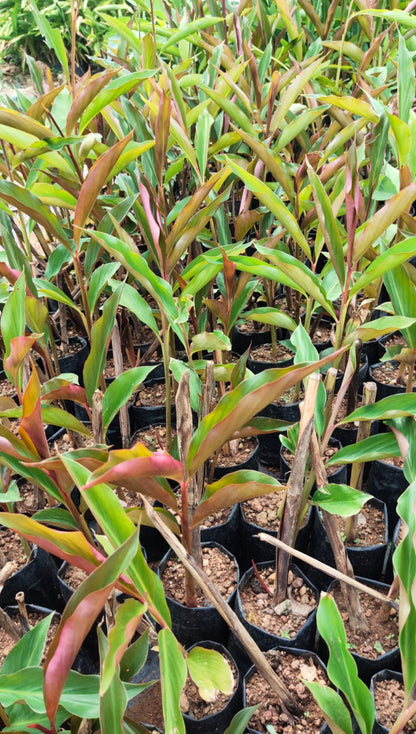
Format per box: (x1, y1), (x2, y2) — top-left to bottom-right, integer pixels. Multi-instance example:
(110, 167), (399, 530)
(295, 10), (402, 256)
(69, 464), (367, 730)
(370, 361), (416, 398)
(307, 499), (389, 589)
(244, 648), (329, 734)
(371, 670), (410, 733)
(210, 436), (259, 479)
(130, 380), (176, 431)
(323, 579), (399, 683)
(158, 543), (239, 647)
(247, 343), (294, 372)
(131, 425), (176, 452)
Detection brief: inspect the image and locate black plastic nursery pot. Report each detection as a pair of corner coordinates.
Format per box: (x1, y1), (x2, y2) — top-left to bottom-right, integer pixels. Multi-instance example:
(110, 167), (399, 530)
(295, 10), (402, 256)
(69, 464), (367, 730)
(306, 498), (390, 591)
(238, 499), (313, 573)
(231, 322), (272, 354)
(370, 669), (405, 734)
(369, 361), (416, 400)
(246, 343), (294, 373)
(182, 640), (243, 734)
(243, 646), (331, 734)
(157, 542), (239, 649)
(229, 562), (319, 675)
(0, 544), (66, 611)
(212, 437), (260, 480)
(200, 503), (244, 571)
(367, 458), (408, 534)
(280, 437), (347, 486)
(129, 377), (176, 433)
(320, 578), (400, 685)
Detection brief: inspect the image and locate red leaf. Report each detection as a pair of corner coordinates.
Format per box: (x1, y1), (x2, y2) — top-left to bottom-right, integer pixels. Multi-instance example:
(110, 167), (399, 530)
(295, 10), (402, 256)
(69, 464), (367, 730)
(19, 367), (49, 459)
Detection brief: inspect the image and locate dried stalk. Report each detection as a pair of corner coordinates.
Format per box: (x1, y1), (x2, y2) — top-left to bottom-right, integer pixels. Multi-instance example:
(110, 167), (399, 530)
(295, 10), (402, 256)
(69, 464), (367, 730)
(111, 321), (130, 448)
(92, 388), (104, 445)
(257, 534), (398, 610)
(345, 381), (377, 541)
(0, 607), (22, 642)
(309, 430), (369, 633)
(275, 373), (320, 605)
(141, 495), (301, 715)
(15, 591), (31, 633)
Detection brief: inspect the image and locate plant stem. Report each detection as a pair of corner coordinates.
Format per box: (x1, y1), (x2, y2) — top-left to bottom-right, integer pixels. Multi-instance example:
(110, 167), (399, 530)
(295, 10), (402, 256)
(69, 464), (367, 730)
(275, 373), (320, 605)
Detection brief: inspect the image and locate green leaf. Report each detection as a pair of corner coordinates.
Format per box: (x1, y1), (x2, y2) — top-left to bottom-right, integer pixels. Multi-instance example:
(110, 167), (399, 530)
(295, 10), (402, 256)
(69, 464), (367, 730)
(305, 682), (353, 734)
(78, 72), (157, 133)
(398, 33), (415, 125)
(243, 307), (296, 332)
(312, 485), (371, 516)
(101, 599), (147, 694)
(87, 262), (120, 314)
(343, 393), (416, 423)
(28, 0), (69, 81)
(198, 86), (258, 138)
(0, 182), (71, 250)
(326, 432), (400, 465)
(316, 594), (374, 734)
(158, 628), (187, 734)
(102, 366), (156, 433)
(188, 348), (345, 474)
(343, 316), (416, 345)
(395, 481), (416, 700)
(120, 628), (149, 683)
(83, 286), (121, 405)
(383, 260), (416, 349)
(227, 159), (311, 258)
(99, 657), (128, 734)
(1, 614), (53, 674)
(187, 646), (233, 701)
(224, 706), (259, 734)
(190, 331), (231, 354)
(307, 162), (345, 286)
(193, 470), (283, 527)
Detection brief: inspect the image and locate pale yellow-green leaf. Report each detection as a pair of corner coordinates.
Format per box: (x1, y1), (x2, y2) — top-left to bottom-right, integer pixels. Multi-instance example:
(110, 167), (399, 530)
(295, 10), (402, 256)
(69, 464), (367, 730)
(186, 647), (233, 702)
(29, 183), (78, 210)
(271, 57), (323, 130)
(387, 113), (411, 168)
(318, 95), (378, 123)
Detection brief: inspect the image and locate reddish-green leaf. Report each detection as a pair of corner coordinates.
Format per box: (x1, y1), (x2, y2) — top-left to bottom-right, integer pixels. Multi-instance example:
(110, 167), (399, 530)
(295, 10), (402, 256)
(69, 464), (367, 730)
(73, 133), (133, 247)
(4, 334), (40, 388)
(192, 470), (284, 527)
(0, 182), (71, 249)
(66, 70), (119, 134)
(101, 598), (146, 694)
(44, 529), (140, 727)
(19, 368), (49, 459)
(83, 443), (182, 510)
(353, 183), (416, 261)
(188, 349), (344, 474)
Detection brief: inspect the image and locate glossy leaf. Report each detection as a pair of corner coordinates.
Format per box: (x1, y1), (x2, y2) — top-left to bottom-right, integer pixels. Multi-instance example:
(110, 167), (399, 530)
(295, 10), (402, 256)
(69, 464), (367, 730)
(102, 366), (155, 432)
(190, 331), (230, 355)
(187, 646), (233, 701)
(83, 286), (121, 404)
(19, 368), (49, 460)
(0, 106), (52, 139)
(271, 57), (323, 130)
(1, 613), (53, 674)
(230, 128), (293, 201)
(343, 316), (416, 345)
(312, 485), (371, 516)
(78, 72), (157, 133)
(224, 706), (259, 734)
(158, 627), (187, 734)
(188, 349), (344, 474)
(227, 159), (311, 258)
(342, 393), (416, 423)
(99, 654), (128, 734)
(316, 594), (374, 734)
(395, 481), (416, 700)
(326, 432), (400, 465)
(66, 70), (119, 134)
(242, 307), (296, 331)
(87, 262), (120, 314)
(101, 599), (146, 694)
(119, 628), (150, 683)
(192, 470), (284, 527)
(351, 237), (416, 297)
(197, 86), (258, 137)
(83, 444), (182, 509)
(62, 455), (171, 626)
(306, 683), (353, 734)
(307, 162), (345, 286)
(4, 334), (39, 389)
(44, 529), (140, 727)
(353, 182), (416, 261)
(0, 181), (71, 249)
(74, 134), (133, 247)
(1, 274), (26, 386)
(318, 95), (378, 123)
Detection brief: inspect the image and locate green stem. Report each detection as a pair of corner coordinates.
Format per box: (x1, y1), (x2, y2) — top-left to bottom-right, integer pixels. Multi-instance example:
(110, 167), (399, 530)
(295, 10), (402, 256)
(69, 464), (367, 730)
(161, 313), (172, 450)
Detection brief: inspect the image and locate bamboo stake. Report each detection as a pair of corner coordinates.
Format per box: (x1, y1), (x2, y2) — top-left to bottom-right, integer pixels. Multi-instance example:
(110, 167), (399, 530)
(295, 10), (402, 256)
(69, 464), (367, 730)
(256, 534), (398, 609)
(141, 495), (301, 714)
